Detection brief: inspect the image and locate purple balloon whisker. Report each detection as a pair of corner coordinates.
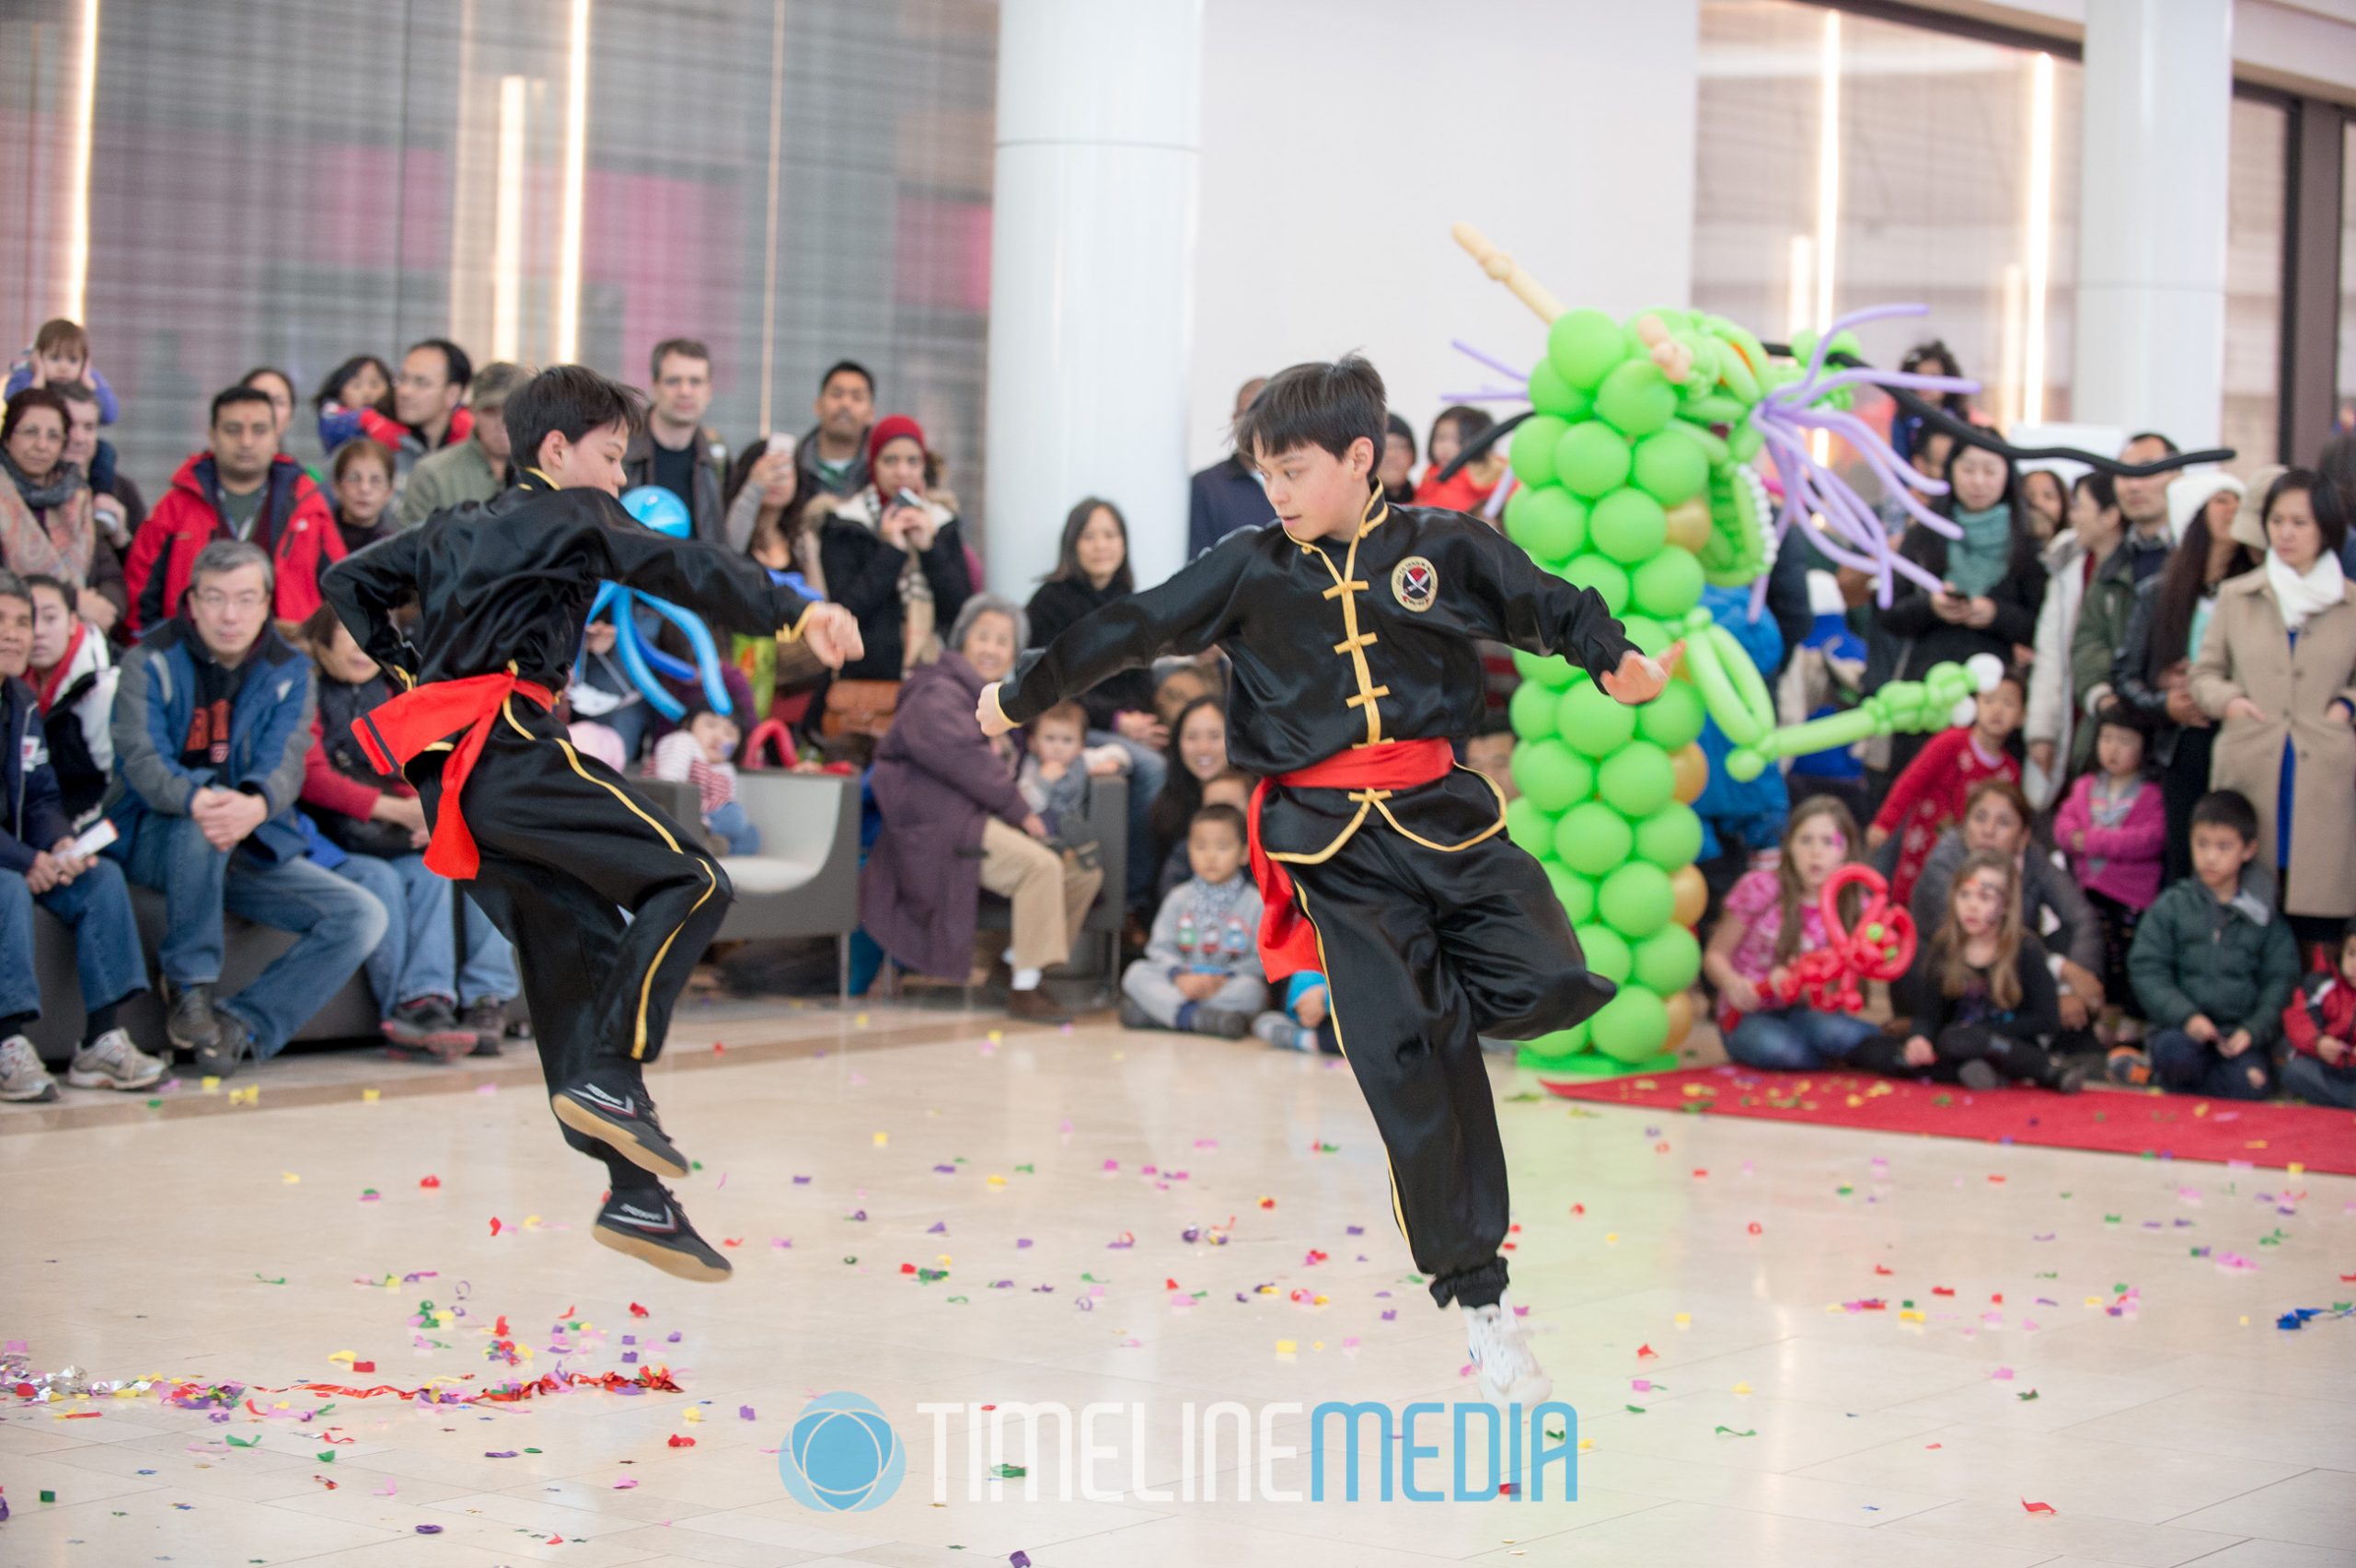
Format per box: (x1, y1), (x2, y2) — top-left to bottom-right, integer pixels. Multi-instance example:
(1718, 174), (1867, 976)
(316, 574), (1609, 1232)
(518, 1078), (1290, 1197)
(1449, 340), (1531, 384)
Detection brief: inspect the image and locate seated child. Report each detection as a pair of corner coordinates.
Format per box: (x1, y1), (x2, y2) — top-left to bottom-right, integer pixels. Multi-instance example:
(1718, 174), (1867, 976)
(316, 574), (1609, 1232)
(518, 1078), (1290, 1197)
(1120, 803), (1265, 1038)
(2050, 704), (2164, 1047)
(1253, 970), (1340, 1055)
(651, 704), (756, 856)
(1853, 847), (2084, 1091)
(1703, 797), (1881, 1070)
(1016, 699), (1127, 840)
(2281, 919), (2356, 1111)
(2126, 790), (2298, 1098)
(1160, 767), (1253, 898)
(1867, 663), (2024, 905)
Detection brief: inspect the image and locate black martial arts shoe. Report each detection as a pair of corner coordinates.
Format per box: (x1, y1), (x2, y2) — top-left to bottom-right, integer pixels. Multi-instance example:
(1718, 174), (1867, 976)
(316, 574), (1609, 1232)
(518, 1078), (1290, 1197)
(552, 1066), (691, 1180)
(593, 1186), (733, 1283)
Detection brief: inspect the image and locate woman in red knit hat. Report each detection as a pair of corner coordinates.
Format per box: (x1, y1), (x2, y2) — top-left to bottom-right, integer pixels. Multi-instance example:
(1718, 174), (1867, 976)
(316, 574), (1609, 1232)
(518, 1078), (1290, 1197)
(803, 414), (973, 739)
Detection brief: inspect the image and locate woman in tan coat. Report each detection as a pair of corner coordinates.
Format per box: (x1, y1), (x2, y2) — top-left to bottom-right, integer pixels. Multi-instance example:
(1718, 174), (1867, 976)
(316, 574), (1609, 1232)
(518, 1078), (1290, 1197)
(2191, 468), (2356, 945)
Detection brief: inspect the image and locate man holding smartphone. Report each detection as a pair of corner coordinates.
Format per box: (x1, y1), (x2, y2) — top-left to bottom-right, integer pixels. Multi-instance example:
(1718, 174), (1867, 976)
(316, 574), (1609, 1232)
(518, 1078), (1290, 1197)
(0, 571), (162, 1101)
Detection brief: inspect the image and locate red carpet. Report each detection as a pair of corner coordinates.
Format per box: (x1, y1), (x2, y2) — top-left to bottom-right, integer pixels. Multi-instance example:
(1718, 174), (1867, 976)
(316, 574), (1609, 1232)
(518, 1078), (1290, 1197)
(1538, 1066), (2356, 1175)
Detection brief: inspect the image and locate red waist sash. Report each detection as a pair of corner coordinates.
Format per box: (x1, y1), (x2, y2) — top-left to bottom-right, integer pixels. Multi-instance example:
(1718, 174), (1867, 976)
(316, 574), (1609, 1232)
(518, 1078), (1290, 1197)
(1247, 737), (1454, 982)
(352, 671), (556, 879)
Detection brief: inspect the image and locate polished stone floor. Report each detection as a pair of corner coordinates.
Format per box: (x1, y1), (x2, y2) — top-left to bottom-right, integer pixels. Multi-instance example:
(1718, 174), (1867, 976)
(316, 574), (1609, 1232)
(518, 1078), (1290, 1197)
(3, 999), (2352, 1566)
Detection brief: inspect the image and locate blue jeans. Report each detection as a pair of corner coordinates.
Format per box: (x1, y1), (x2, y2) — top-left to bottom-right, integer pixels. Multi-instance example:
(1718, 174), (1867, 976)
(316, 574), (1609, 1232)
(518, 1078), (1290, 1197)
(121, 813), (387, 1058)
(335, 856), (519, 1010)
(2148, 1028), (2275, 1100)
(1093, 730), (1166, 912)
(0, 860), (148, 1026)
(2281, 1052), (2356, 1109)
(1726, 1005), (1878, 1070)
(706, 800), (760, 855)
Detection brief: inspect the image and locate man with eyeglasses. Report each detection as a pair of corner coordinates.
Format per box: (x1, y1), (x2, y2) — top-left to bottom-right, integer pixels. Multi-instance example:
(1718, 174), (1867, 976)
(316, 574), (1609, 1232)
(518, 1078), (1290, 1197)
(122, 385), (342, 635)
(106, 539), (386, 1075)
(319, 339), (478, 504)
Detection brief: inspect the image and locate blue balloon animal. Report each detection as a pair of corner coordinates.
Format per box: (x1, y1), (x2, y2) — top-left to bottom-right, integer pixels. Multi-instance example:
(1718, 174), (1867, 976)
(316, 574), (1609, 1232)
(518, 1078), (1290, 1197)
(577, 486), (732, 721)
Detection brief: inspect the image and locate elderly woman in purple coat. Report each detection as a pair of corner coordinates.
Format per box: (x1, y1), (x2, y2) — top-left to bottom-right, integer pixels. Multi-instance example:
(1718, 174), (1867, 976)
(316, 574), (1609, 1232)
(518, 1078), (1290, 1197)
(860, 594), (1102, 1021)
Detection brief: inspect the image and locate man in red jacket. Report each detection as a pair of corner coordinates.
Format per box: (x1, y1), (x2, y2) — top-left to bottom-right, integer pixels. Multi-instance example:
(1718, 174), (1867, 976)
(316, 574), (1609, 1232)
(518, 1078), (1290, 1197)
(123, 386), (343, 633)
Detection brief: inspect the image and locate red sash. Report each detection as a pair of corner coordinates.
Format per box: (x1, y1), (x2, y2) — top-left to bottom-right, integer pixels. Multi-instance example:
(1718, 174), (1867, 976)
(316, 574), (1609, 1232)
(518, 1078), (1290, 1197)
(1248, 737), (1454, 982)
(352, 671), (556, 879)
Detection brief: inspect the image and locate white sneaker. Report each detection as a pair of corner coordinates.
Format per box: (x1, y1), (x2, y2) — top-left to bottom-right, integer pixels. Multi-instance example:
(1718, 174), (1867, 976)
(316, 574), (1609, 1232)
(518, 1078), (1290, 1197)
(0, 1036), (58, 1102)
(67, 1029), (167, 1091)
(1464, 1295), (1553, 1406)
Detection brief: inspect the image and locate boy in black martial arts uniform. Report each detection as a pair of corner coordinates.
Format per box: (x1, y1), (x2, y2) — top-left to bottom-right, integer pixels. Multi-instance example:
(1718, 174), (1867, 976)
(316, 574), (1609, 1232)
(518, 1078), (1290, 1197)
(977, 355), (1669, 1401)
(323, 367), (861, 1282)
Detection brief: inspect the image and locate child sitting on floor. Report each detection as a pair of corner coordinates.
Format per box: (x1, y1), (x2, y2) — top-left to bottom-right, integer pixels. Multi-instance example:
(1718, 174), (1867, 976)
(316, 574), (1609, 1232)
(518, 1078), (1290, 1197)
(1853, 847), (2084, 1091)
(1867, 664), (2024, 905)
(650, 704), (756, 856)
(1254, 970), (1340, 1055)
(1703, 796), (1880, 1070)
(2281, 919), (2356, 1110)
(2050, 703), (2164, 1051)
(2125, 790), (2298, 1098)
(1120, 803), (1265, 1038)
(1016, 699), (1126, 840)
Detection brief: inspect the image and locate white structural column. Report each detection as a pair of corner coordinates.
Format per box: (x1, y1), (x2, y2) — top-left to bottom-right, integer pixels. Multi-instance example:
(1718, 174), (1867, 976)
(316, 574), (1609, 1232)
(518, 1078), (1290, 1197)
(985, 0), (1203, 593)
(2072, 0), (2234, 450)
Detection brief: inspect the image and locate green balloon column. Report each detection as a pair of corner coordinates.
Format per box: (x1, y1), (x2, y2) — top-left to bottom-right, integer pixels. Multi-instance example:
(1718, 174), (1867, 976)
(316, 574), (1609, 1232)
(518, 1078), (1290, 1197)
(1497, 306), (1749, 1077)
(1457, 225), (1996, 1079)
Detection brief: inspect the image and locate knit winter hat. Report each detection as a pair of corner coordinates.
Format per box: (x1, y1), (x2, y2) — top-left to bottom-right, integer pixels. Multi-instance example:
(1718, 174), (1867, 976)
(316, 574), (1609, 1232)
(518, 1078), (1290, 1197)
(2165, 470), (2245, 543)
(868, 413), (927, 468)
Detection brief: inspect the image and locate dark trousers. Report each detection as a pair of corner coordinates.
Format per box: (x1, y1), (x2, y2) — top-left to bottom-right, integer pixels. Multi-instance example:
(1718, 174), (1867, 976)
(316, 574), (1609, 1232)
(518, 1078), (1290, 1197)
(1852, 1022), (2070, 1088)
(413, 700), (731, 1170)
(2160, 725), (2214, 886)
(2085, 888), (2143, 1019)
(1288, 822), (1612, 1310)
(2149, 1028), (2274, 1100)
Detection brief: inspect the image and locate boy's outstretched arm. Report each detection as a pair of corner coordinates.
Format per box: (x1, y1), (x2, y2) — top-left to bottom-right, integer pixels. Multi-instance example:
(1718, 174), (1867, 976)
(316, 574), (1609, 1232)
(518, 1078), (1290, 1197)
(1464, 518), (1673, 704)
(979, 536), (1251, 737)
(587, 499), (862, 669)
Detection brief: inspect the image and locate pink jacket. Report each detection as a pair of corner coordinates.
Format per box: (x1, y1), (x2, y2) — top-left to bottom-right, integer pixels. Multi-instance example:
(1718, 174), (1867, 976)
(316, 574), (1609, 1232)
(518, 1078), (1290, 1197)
(2053, 773), (2165, 910)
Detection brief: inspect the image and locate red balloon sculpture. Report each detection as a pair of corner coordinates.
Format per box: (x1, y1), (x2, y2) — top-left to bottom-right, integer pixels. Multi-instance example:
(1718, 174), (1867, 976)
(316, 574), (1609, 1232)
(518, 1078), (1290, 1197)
(1749, 863), (1916, 1015)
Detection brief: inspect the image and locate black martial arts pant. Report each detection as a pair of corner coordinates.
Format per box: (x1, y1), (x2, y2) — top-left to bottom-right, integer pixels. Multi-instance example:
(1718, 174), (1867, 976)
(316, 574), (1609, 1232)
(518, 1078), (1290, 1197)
(1276, 776), (1614, 1309)
(411, 699), (731, 1177)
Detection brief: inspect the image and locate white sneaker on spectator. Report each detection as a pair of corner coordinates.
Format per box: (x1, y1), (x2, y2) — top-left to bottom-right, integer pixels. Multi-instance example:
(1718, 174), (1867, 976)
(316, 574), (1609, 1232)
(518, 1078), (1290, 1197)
(67, 1030), (167, 1091)
(1463, 1294), (1552, 1406)
(0, 1036), (58, 1102)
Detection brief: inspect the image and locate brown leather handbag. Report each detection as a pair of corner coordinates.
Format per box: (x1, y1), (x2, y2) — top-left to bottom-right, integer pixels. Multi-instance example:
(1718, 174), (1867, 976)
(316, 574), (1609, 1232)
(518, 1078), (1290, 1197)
(822, 677), (901, 739)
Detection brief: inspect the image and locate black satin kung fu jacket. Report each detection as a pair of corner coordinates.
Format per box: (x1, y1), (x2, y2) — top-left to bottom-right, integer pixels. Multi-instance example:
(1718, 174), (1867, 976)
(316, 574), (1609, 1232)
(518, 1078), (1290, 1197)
(320, 472), (814, 694)
(998, 486), (1637, 868)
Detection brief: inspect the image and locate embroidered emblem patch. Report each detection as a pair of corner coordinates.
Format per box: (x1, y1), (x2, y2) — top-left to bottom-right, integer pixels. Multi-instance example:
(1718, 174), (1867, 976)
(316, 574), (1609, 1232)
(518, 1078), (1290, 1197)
(1392, 556), (1438, 612)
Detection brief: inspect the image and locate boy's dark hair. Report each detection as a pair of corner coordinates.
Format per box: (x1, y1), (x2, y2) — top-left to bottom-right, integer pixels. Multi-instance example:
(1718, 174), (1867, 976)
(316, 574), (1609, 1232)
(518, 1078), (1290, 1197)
(210, 384), (276, 425)
(33, 318), (88, 359)
(2072, 469), (2116, 510)
(1192, 802), (1246, 840)
(651, 337), (711, 379)
(2125, 430), (2179, 455)
(20, 571), (73, 607)
(1033, 699), (1089, 733)
(502, 365), (645, 471)
(2190, 789), (2258, 845)
(408, 337), (474, 389)
(819, 359), (873, 397)
(1233, 354), (1387, 473)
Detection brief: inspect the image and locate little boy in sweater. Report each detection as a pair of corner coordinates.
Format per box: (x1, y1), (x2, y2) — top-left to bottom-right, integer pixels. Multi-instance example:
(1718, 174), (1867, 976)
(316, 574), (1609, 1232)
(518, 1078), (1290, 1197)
(1120, 803), (1265, 1038)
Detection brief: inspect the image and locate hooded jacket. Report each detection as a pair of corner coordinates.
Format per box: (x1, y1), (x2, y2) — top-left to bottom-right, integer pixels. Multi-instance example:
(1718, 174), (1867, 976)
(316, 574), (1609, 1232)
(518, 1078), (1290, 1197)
(0, 675), (73, 874)
(121, 454), (343, 633)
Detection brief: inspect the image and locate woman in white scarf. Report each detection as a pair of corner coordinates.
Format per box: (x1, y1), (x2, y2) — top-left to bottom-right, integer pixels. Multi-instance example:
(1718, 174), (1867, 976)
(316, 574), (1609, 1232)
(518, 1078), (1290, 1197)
(2191, 469), (2356, 930)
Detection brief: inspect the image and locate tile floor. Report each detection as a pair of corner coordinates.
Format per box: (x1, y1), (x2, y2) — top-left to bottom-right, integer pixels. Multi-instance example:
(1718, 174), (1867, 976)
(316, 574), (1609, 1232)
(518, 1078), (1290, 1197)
(3, 999), (2352, 1566)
